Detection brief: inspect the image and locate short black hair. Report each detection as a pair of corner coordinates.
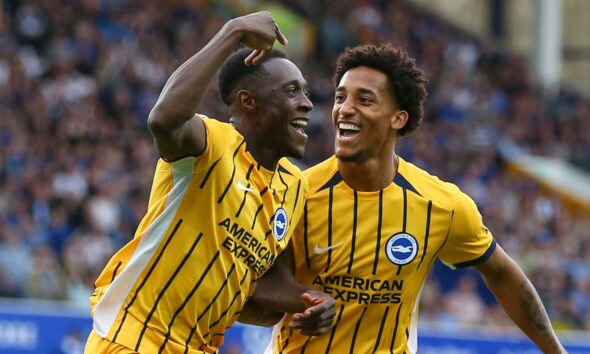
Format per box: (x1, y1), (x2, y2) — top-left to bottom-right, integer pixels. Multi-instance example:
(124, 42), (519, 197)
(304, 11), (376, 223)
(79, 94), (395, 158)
(218, 48), (287, 105)
(334, 44), (428, 137)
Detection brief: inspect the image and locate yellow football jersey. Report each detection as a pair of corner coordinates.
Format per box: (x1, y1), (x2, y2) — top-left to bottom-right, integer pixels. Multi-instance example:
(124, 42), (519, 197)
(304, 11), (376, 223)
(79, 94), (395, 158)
(88, 116), (307, 354)
(267, 155), (495, 354)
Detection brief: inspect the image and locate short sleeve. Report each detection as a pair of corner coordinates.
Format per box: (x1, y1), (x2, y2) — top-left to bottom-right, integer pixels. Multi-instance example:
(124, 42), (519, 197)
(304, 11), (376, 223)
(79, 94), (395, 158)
(437, 189), (496, 269)
(156, 115), (239, 176)
(196, 116), (237, 168)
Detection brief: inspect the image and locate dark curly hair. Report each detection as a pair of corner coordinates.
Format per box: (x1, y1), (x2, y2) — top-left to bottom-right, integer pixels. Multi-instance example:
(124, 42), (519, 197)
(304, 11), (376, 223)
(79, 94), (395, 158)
(334, 44), (428, 137)
(218, 48), (287, 105)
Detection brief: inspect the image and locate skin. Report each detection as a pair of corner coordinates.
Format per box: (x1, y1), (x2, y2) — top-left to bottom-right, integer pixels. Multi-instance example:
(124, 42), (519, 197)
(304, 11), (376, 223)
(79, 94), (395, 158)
(475, 246), (566, 353)
(333, 66), (408, 191)
(147, 11), (334, 335)
(148, 11), (296, 168)
(240, 248), (336, 336)
(229, 58), (313, 164)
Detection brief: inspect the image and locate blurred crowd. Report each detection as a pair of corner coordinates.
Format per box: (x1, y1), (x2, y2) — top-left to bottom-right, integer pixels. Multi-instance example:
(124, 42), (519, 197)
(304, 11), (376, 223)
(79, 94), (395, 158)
(0, 0), (589, 333)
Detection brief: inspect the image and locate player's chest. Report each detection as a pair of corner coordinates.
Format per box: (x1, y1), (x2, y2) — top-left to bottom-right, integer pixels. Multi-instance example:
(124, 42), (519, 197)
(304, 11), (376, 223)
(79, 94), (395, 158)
(195, 154), (300, 275)
(305, 189), (454, 277)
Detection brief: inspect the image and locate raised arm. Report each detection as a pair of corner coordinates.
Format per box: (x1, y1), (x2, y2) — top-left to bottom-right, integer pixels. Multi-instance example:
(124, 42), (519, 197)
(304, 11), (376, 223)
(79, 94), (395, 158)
(147, 12), (287, 161)
(474, 245), (566, 353)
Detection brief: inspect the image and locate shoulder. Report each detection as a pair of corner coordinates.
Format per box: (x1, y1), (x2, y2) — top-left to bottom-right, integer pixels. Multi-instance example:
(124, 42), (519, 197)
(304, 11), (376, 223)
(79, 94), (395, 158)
(303, 156), (339, 195)
(200, 115), (238, 139)
(199, 115), (243, 160)
(278, 158), (309, 190)
(398, 157), (468, 208)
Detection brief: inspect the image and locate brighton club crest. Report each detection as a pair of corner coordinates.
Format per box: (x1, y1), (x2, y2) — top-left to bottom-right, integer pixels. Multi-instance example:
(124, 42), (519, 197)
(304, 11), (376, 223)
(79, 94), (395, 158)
(273, 208), (288, 241)
(385, 232), (418, 265)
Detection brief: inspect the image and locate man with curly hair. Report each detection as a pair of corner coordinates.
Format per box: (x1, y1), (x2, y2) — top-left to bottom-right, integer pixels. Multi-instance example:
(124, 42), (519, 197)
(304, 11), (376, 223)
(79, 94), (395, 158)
(250, 43), (565, 353)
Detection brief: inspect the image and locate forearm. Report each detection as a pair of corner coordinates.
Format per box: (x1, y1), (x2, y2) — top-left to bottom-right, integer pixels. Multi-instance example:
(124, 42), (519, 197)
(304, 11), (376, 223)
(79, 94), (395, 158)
(248, 273), (336, 336)
(482, 262), (565, 353)
(252, 263), (309, 313)
(238, 300), (284, 327)
(149, 20), (241, 129)
(247, 251), (336, 335)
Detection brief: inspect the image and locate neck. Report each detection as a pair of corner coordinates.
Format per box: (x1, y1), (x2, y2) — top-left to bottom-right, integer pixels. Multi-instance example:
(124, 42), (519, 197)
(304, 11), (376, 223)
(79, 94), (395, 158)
(232, 117), (280, 170)
(338, 153), (398, 192)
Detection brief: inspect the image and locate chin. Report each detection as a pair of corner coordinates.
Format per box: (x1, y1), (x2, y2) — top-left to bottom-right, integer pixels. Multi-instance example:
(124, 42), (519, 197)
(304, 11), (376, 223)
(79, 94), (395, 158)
(335, 146), (350, 159)
(289, 147), (305, 159)
(336, 154), (357, 162)
(286, 139), (307, 159)
(335, 147), (361, 162)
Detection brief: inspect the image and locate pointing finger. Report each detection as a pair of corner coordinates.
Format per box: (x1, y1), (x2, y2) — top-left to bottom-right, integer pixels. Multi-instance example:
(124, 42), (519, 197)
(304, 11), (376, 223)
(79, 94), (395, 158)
(251, 49), (269, 65)
(274, 23), (288, 46)
(244, 49), (260, 66)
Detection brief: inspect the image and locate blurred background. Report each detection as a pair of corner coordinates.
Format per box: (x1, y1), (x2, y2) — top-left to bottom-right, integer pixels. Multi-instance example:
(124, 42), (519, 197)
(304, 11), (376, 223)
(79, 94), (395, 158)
(0, 0), (589, 353)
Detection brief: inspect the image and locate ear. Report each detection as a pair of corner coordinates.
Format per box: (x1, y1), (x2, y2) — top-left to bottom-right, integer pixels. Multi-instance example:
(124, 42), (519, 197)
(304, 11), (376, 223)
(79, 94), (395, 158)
(391, 110), (409, 131)
(236, 90), (257, 112)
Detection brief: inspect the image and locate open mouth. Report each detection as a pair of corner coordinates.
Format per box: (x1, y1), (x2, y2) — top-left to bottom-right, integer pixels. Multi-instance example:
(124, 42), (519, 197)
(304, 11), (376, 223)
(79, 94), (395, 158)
(338, 121), (361, 138)
(290, 118), (309, 135)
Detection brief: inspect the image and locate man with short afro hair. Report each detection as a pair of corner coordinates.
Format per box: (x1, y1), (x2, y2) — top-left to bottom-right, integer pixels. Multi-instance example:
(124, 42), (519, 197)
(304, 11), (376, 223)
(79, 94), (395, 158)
(84, 11), (335, 354)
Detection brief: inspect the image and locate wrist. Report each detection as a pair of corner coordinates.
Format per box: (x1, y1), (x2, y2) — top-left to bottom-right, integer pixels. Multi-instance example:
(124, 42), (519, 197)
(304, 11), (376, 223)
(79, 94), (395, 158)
(302, 288), (321, 297)
(223, 18), (244, 44)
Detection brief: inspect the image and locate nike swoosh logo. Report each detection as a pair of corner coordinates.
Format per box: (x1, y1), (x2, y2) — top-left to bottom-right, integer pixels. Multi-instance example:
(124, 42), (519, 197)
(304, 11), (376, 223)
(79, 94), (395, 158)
(314, 243), (343, 255)
(237, 180), (257, 193)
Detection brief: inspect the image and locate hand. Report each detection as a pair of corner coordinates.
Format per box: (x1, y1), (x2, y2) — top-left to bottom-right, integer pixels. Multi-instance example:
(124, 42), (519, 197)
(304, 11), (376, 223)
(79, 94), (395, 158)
(227, 11), (288, 65)
(288, 290), (336, 336)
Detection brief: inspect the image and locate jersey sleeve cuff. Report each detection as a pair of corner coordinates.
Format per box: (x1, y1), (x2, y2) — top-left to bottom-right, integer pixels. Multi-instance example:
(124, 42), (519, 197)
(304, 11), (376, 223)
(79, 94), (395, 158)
(453, 239), (497, 269)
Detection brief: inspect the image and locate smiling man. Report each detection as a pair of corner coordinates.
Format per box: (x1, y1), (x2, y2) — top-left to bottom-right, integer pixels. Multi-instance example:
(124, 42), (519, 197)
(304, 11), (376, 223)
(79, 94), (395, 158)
(259, 44), (565, 353)
(83, 11), (335, 354)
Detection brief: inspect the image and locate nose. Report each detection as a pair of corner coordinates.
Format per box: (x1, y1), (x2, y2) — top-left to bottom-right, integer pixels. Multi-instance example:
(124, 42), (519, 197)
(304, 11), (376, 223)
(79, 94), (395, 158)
(338, 97), (355, 116)
(299, 94), (313, 112)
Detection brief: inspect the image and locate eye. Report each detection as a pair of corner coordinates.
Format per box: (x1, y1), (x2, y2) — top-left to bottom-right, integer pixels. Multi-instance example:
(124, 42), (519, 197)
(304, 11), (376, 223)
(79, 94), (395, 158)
(286, 87), (297, 97)
(359, 96), (373, 105)
(334, 93), (345, 103)
(303, 89), (310, 98)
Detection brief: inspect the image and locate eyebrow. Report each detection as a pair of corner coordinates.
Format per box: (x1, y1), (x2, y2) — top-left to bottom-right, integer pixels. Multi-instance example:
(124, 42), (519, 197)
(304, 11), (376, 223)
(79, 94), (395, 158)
(336, 86), (376, 95)
(282, 79), (308, 88)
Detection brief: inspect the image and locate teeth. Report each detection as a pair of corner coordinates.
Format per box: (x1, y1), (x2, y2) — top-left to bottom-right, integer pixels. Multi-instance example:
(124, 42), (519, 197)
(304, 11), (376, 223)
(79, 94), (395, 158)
(291, 119), (308, 128)
(339, 122), (360, 131)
